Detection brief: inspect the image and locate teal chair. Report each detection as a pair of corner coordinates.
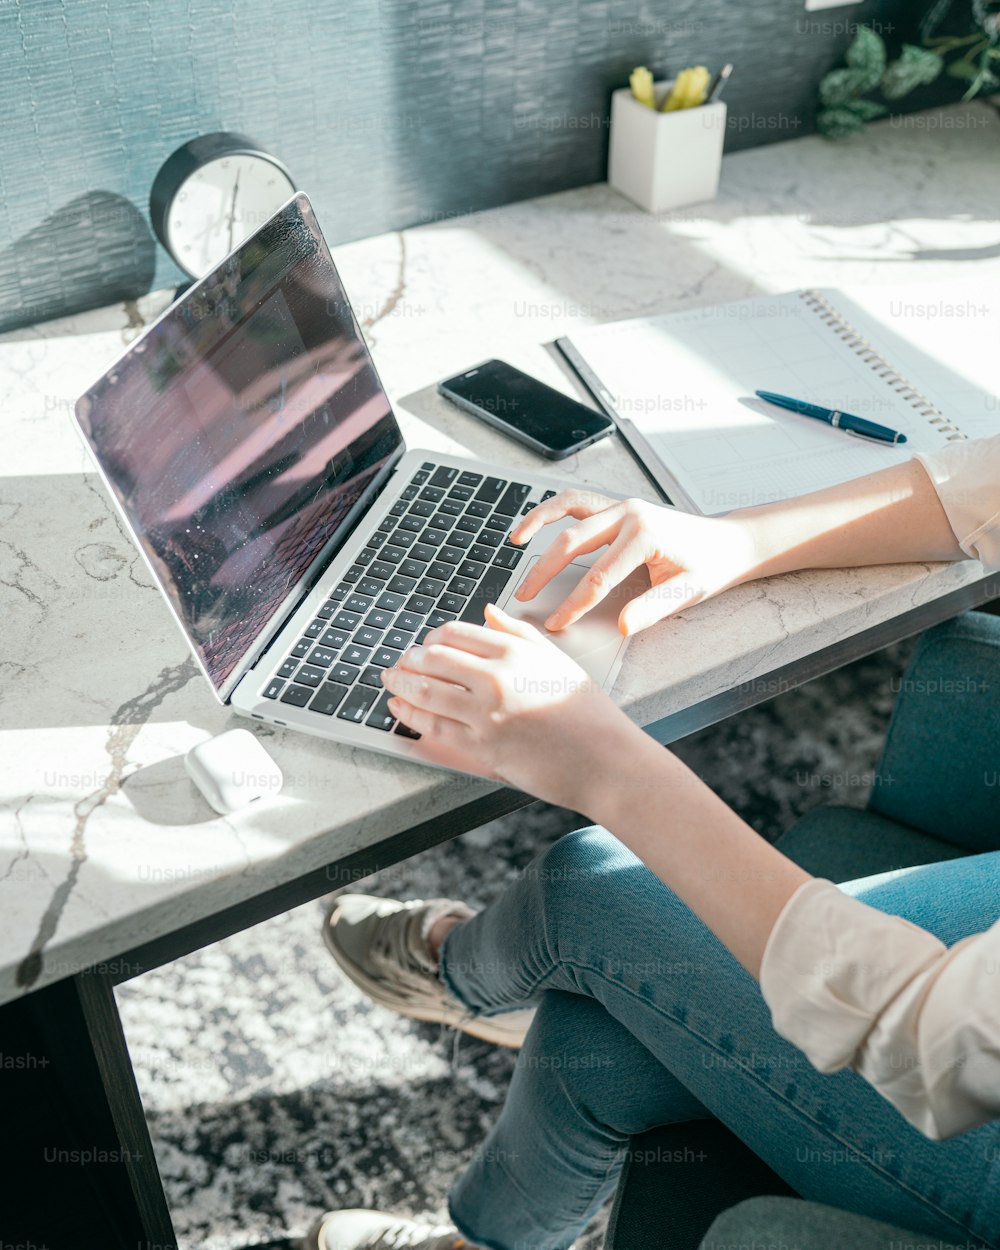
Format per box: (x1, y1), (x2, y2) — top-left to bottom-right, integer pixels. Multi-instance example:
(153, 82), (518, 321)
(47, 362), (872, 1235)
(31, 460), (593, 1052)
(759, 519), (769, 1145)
(607, 610), (1000, 1250)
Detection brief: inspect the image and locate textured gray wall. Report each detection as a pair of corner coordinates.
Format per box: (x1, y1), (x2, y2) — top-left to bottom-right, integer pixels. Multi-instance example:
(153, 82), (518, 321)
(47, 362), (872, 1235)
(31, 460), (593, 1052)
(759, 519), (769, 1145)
(0, 0), (961, 330)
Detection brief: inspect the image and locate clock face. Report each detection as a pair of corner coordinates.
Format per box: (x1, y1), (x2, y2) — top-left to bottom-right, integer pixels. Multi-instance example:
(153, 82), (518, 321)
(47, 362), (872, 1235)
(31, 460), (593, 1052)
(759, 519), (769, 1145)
(165, 152), (296, 279)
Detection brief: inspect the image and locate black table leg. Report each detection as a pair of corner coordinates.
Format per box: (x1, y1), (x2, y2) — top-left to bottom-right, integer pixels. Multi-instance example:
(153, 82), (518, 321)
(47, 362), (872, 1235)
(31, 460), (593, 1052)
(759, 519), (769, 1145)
(1, 970), (177, 1250)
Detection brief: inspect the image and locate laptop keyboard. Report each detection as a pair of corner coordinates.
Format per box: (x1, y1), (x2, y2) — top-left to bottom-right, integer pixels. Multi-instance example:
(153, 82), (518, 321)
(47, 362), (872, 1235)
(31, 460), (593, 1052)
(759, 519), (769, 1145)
(260, 463), (556, 738)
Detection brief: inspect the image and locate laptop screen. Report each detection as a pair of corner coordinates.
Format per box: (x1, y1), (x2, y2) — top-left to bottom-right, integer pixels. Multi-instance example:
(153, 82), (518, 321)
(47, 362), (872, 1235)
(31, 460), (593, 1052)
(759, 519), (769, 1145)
(75, 194), (403, 697)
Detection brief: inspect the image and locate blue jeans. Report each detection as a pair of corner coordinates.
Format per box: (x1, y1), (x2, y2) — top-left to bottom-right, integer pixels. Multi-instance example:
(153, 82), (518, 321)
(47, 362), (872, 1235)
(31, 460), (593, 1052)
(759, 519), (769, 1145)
(439, 831), (1000, 1250)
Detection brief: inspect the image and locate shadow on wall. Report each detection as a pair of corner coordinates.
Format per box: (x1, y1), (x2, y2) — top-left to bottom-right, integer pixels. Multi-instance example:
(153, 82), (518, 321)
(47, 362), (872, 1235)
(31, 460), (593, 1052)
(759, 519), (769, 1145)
(0, 191), (156, 334)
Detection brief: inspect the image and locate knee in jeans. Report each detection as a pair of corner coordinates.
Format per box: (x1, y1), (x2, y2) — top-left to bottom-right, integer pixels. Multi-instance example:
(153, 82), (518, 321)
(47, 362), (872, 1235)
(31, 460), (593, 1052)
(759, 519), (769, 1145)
(518, 992), (639, 1131)
(527, 988), (619, 1060)
(528, 826), (635, 922)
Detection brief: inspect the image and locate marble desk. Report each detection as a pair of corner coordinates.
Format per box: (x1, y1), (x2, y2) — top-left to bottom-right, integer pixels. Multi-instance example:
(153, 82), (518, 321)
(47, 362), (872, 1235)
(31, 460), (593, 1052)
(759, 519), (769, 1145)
(3, 100), (1000, 1247)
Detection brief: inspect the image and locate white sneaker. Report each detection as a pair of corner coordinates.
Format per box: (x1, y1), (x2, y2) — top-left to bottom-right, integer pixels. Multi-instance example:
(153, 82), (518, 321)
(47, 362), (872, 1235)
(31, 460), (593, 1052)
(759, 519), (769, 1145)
(323, 894), (534, 1049)
(303, 1209), (467, 1250)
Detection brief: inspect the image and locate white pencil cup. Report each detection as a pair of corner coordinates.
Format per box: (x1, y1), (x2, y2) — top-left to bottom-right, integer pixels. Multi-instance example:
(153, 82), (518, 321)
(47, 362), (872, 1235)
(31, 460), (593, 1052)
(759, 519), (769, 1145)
(608, 81), (727, 213)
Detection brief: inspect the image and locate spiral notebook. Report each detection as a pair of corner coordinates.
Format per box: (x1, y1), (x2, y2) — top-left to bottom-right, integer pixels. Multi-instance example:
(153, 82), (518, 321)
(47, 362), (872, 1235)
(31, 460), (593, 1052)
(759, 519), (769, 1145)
(557, 285), (999, 515)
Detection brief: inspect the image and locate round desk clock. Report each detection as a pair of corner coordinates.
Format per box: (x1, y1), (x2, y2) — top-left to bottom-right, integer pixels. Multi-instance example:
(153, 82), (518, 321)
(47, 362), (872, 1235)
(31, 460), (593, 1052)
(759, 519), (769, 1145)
(149, 131), (296, 279)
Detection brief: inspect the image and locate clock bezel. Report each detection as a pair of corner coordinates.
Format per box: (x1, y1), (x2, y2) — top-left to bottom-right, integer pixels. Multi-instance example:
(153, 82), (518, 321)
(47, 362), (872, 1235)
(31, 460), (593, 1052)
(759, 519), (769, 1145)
(149, 131), (297, 277)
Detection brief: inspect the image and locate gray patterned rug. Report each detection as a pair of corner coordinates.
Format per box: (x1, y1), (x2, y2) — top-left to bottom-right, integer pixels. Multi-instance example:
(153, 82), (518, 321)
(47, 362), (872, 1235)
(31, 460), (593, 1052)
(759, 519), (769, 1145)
(117, 642), (912, 1250)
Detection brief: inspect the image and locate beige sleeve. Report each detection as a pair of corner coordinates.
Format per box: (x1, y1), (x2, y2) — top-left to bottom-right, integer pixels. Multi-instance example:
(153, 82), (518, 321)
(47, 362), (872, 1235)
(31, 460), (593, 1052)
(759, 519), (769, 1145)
(759, 878), (1000, 1140)
(915, 435), (1000, 572)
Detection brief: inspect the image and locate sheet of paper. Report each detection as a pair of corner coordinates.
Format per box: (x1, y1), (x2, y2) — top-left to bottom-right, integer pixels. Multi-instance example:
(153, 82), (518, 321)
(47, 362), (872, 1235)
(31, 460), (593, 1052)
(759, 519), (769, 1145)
(568, 294), (940, 515)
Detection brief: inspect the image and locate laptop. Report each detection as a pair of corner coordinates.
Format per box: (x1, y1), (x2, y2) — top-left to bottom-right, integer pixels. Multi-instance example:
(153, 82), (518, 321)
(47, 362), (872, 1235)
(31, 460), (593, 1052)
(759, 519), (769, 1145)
(74, 193), (638, 767)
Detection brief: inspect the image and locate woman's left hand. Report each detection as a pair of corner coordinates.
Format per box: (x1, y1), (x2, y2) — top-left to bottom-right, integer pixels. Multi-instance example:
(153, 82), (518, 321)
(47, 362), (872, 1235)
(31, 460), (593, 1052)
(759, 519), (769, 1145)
(379, 604), (640, 806)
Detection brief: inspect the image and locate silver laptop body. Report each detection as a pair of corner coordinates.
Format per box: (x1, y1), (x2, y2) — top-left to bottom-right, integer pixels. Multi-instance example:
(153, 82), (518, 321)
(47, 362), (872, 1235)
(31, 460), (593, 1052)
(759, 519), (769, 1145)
(74, 194), (633, 767)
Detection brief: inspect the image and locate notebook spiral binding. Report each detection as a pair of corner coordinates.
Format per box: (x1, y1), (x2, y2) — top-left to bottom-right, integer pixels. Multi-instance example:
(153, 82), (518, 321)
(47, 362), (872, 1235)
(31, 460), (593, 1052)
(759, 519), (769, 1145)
(799, 289), (966, 441)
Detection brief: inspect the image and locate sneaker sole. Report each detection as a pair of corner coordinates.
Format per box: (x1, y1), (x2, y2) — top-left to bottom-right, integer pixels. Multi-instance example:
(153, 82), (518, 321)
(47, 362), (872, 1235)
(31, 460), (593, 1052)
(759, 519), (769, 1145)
(322, 900), (531, 1049)
(300, 1210), (461, 1250)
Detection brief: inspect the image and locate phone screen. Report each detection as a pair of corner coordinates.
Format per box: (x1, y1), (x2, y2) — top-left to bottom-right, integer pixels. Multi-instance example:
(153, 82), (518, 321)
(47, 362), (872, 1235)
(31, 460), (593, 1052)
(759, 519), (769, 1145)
(441, 359), (613, 454)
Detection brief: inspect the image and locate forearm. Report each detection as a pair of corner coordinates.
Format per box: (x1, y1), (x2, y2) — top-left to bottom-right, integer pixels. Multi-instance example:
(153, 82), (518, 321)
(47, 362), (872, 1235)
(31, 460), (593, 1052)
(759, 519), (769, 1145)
(582, 728), (810, 979)
(737, 457), (964, 580)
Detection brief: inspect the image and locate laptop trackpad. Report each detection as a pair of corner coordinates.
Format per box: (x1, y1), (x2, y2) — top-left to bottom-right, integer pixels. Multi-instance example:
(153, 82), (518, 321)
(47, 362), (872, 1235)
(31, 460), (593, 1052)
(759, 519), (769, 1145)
(499, 558), (648, 679)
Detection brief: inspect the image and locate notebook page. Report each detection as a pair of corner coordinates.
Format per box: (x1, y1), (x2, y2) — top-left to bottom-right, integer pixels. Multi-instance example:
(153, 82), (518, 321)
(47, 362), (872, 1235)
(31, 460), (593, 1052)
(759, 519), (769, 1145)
(825, 284), (1000, 443)
(566, 294), (947, 515)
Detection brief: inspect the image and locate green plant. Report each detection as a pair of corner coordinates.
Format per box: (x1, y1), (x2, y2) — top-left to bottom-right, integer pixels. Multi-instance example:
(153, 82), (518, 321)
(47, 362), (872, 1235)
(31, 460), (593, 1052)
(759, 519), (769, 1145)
(817, 1), (1000, 138)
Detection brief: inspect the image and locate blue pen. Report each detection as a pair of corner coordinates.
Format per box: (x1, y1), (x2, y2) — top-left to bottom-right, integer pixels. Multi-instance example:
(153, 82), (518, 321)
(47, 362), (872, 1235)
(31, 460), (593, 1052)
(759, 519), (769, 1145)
(755, 389), (907, 445)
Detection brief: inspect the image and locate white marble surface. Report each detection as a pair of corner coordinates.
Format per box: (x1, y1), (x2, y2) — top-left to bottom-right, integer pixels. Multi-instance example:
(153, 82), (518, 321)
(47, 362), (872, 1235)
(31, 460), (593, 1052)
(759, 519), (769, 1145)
(3, 101), (1000, 1006)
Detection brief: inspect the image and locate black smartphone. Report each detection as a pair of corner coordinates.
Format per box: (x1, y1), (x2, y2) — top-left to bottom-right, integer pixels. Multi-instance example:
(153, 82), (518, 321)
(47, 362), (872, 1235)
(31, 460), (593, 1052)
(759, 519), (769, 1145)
(438, 358), (615, 460)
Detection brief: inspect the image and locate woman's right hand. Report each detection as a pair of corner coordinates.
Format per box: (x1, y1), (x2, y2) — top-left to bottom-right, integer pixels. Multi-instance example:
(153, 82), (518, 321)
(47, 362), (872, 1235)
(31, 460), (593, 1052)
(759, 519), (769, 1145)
(381, 606), (641, 806)
(509, 490), (763, 635)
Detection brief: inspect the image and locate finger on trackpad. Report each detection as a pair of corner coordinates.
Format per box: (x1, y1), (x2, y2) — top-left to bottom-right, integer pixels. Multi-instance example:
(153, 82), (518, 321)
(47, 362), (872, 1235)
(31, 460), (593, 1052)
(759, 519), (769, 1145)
(501, 558), (647, 661)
